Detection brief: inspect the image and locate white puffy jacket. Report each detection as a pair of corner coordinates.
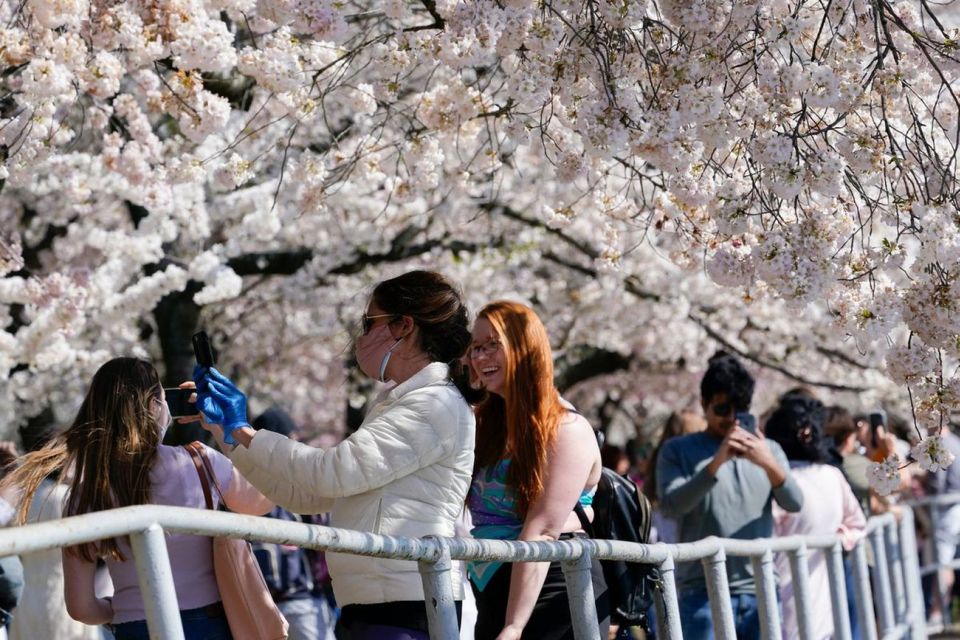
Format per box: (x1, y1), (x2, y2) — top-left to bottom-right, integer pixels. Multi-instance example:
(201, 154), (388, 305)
(227, 362), (475, 605)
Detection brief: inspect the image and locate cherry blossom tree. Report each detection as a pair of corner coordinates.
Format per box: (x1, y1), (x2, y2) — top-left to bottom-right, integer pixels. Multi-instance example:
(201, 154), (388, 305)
(1, 0), (959, 482)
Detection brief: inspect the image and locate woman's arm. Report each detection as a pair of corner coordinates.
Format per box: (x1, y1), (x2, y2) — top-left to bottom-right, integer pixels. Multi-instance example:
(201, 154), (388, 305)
(217, 392), (461, 499)
(62, 550), (112, 625)
(499, 415), (600, 640)
(205, 423), (335, 514)
(222, 467), (274, 515)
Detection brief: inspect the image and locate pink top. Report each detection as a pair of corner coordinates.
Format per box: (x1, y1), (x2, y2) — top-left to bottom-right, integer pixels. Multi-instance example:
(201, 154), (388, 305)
(774, 462), (866, 640)
(106, 444), (233, 624)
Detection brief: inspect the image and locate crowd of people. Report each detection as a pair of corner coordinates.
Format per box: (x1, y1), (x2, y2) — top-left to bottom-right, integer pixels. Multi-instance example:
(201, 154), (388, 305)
(0, 269), (956, 640)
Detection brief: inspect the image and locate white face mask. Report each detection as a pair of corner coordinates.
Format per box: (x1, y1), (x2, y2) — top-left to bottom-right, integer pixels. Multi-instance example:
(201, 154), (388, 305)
(356, 323), (405, 383)
(156, 399), (172, 441)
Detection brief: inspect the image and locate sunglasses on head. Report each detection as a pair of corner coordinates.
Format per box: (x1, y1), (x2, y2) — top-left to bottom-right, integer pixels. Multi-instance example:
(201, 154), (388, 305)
(361, 313), (396, 335)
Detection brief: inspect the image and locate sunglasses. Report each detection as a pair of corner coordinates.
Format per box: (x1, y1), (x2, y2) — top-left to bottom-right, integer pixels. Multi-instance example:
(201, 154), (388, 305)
(710, 402), (735, 417)
(360, 313), (396, 335)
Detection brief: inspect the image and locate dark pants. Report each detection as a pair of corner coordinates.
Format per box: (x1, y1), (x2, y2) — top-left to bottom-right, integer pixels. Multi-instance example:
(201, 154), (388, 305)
(110, 603), (231, 640)
(678, 590), (762, 640)
(340, 600), (461, 640)
(472, 557), (610, 640)
(347, 623), (430, 640)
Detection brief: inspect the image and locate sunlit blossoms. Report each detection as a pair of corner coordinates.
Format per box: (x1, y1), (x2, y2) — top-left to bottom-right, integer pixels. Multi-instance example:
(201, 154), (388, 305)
(868, 456), (904, 498)
(911, 436), (957, 474)
(0, 0), (958, 449)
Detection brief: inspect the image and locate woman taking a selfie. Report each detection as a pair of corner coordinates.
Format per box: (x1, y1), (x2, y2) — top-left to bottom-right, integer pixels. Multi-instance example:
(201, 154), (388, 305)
(4, 357), (273, 640)
(465, 300), (608, 640)
(193, 270), (479, 640)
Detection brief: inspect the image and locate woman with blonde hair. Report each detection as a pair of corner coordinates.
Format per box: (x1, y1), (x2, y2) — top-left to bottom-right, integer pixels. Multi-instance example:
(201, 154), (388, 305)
(3, 357), (272, 640)
(466, 300), (608, 640)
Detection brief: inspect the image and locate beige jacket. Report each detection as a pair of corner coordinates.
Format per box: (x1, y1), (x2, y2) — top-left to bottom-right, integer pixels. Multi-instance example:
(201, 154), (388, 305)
(228, 362), (475, 605)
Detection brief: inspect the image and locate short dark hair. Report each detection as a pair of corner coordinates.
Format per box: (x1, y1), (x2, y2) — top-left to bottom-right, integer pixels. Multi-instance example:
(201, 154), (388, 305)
(700, 351), (755, 411)
(252, 407), (298, 437)
(824, 405), (856, 440)
(765, 395), (830, 463)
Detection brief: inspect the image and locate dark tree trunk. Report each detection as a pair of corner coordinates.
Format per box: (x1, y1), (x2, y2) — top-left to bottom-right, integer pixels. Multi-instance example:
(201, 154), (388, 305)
(154, 286), (207, 445)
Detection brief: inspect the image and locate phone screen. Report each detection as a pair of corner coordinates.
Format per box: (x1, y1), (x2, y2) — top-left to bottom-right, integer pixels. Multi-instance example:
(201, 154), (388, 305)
(164, 388), (197, 419)
(869, 411), (886, 448)
(736, 411), (757, 434)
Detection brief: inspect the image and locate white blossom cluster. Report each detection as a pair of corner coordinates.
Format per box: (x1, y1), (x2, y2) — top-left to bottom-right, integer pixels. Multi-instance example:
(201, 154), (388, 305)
(0, 1), (958, 457)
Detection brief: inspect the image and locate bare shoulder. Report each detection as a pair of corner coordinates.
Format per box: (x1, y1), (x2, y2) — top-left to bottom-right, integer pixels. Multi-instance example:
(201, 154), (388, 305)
(557, 412), (598, 446)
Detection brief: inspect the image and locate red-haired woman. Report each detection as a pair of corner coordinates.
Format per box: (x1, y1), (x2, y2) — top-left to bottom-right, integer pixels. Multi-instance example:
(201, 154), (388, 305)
(466, 301), (609, 640)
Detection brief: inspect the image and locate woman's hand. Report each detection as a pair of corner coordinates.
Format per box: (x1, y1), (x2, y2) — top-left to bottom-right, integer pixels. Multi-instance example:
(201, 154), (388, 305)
(176, 381), (224, 436)
(190, 367), (250, 445)
(178, 380), (256, 449)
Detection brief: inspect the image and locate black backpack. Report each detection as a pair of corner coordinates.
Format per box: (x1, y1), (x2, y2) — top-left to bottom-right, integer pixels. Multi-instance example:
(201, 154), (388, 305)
(575, 465), (660, 628)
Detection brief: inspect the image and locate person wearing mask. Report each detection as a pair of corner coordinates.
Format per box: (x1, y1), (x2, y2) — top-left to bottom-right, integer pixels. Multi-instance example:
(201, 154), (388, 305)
(766, 395), (866, 640)
(191, 270), (479, 640)
(656, 352), (803, 640)
(3, 358), (274, 640)
(465, 300), (608, 640)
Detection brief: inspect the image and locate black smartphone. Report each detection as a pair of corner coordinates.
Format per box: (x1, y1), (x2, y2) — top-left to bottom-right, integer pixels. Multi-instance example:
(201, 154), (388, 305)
(869, 410), (886, 448)
(164, 388), (197, 418)
(736, 411), (757, 434)
(192, 331), (215, 368)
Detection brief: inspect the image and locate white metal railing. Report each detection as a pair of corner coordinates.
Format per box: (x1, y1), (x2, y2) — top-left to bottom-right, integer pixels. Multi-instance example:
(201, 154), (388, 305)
(906, 492), (960, 635)
(0, 504), (928, 640)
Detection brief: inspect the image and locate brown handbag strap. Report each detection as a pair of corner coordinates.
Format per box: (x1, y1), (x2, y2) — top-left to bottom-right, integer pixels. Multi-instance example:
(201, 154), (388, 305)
(186, 441), (230, 510)
(185, 442), (214, 510)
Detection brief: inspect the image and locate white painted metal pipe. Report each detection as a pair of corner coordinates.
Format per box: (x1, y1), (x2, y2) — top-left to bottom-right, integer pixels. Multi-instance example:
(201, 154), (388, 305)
(826, 543), (852, 640)
(752, 548), (783, 640)
(788, 544), (814, 640)
(870, 526), (896, 635)
(703, 548), (737, 640)
(851, 538), (879, 640)
(129, 524), (184, 640)
(418, 536), (460, 640)
(561, 545), (601, 640)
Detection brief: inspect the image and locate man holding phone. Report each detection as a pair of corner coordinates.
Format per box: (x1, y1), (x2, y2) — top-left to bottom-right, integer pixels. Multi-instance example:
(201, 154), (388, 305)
(656, 352), (803, 640)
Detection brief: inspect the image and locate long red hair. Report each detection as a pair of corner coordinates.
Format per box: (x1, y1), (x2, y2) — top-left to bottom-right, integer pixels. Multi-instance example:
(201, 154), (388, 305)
(472, 301), (567, 517)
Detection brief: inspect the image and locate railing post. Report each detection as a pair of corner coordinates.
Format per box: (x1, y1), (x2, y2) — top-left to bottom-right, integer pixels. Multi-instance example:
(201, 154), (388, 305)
(897, 508), (928, 640)
(702, 548), (736, 640)
(751, 549), (782, 640)
(129, 524), (184, 640)
(884, 517), (907, 623)
(851, 537), (878, 640)
(418, 537), (460, 640)
(870, 525), (896, 635)
(788, 543), (814, 640)
(561, 542), (601, 640)
(929, 500), (949, 628)
(656, 553), (683, 640)
(826, 543), (852, 640)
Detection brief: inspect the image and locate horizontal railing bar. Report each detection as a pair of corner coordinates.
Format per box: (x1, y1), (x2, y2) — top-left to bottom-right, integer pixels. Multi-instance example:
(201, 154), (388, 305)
(0, 505), (892, 567)
(903, 493), (960, 509)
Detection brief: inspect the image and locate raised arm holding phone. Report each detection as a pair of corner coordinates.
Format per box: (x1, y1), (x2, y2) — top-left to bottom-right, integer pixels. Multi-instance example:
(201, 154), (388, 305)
(189, 270), (480, 640)
(656, 352), (802, 640)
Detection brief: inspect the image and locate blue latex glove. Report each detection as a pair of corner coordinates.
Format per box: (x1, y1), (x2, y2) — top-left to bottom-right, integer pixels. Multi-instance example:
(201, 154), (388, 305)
(192, 365), (225, 427)
(203, 367), (249, 445)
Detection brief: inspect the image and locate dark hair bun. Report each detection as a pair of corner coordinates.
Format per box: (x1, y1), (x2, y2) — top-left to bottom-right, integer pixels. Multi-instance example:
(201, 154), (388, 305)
(372, 271), (480, 403)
